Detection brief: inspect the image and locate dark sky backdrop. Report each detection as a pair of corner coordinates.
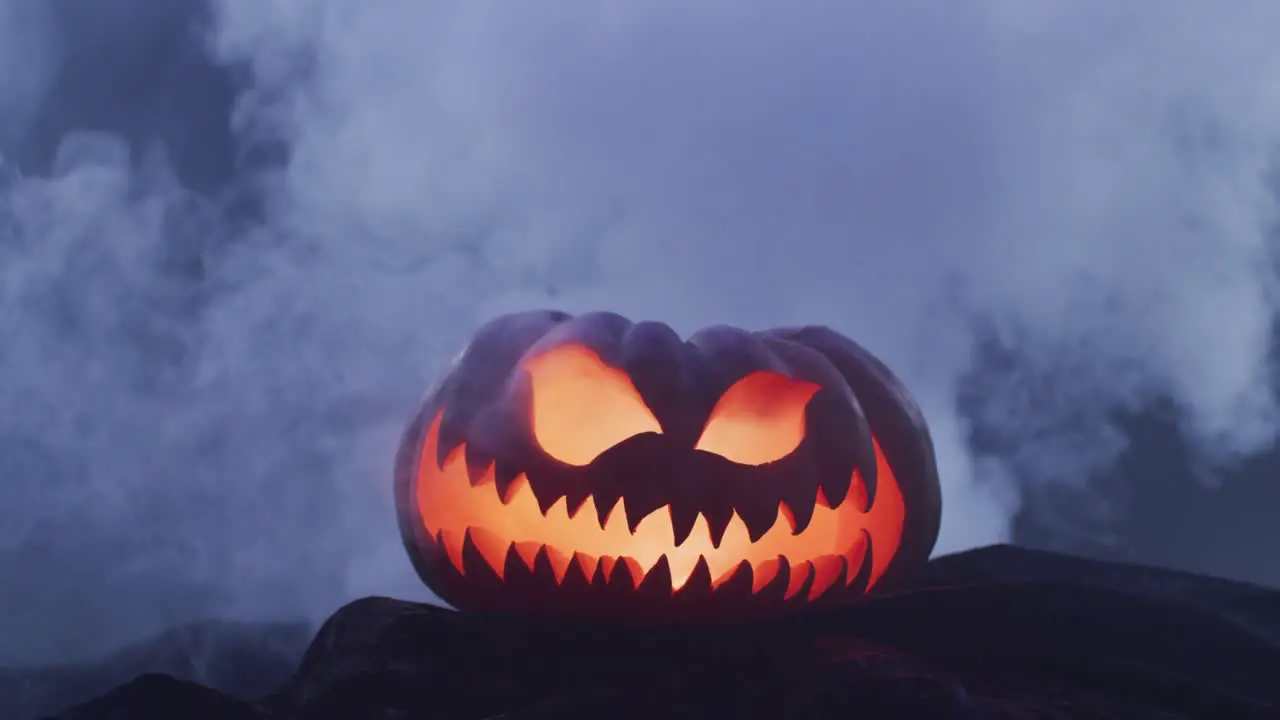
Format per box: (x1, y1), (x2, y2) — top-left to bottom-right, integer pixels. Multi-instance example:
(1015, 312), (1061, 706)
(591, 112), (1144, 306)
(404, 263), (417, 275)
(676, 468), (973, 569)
(2, 0), (1279, 665)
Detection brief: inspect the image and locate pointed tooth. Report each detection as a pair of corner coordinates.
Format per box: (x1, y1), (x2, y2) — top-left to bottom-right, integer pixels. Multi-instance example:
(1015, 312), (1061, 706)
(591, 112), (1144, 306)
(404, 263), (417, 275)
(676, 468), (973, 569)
(440, 528), (465, 574)
(845, 531), (868, 586)
(420, 527), (441, 554)
(492, 462), (523, 502)
(545, 496), (571, 523)
(573, 551), (599, 581)
(848, 469), (870, 513)
(436, 424), (466, 469)
(667, 552), (702, 592)
(701, 504), (734, 549)
(623, 496), (665, 534)
(808, 395), (872, 510)
(753, 557), (790, 602)
(713, 560), (752, 594)
(461, 529), (504, 587)
(597, 556), (618, 583)
(688, 555), (712, 591)
(501, 543), (542, 606)
(503, 542), (529, 580)
(531, 545), (562, 587)
(827, 555), (851, 594)
(692, 458), (744, 546)
(735, 491), (778, 543)
(526, 472), (566, 516)
(601, 557), (639, 611)
(559, 551), (591, 592)
(513, 540), (541, 571)
(778, 501), (793, 532)
(751, 556), (783, 594)
(590, 560), (609, 587)
(565, 488), (591, 519)
(621, 487), (669, 534)
(669, 505), (700, 548)
(808, 555), (845, 602)
(621, 557), (645, 586)
(778, 476), (817, 535)
(547, 546), (573, 584)
(818, 470), (851, 509)
(784, 560), (813, 601)
(848, 529), (873, 593)
(608, 557), (640, 592)
(465, 526), (510, 579)
(672, 556), (713, 609)
(500, 475), (530, 506)
(815, 485), (833, 509)
(592, 483), (625, 529)
(787, 562), (816, 603)
(717, 513), (751, 554)
(464, 445), (491, 486)
(637, 555), (673, 598)
(825, 556), (852, 600)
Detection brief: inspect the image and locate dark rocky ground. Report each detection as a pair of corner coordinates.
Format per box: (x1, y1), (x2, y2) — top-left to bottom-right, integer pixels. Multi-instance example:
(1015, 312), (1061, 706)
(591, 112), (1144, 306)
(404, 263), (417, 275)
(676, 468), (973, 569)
(4, 544), (1279, 719)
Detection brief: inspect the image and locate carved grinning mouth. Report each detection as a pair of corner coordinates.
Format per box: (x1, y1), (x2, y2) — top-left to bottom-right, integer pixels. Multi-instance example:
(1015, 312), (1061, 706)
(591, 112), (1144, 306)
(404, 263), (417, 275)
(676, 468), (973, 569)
(416, 411), (906, 601)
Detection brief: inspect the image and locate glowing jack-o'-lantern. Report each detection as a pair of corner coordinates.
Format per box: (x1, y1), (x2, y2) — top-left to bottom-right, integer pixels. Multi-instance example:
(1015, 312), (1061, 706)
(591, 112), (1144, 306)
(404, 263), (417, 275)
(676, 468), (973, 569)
(395, 311), (941, 622)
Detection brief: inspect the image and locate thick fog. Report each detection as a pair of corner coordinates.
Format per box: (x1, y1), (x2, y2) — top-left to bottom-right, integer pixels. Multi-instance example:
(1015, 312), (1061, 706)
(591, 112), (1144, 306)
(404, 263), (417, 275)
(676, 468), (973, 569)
(3, 0), (1279, 664)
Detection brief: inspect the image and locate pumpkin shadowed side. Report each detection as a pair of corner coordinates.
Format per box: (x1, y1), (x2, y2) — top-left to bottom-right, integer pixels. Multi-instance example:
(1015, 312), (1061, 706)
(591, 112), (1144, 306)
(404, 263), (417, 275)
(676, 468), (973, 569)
(394, 310), (941, 623)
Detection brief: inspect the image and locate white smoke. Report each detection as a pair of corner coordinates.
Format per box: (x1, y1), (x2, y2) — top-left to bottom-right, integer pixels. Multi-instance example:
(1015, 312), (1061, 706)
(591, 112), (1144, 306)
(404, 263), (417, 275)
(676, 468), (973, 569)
(2, 0), (1279, 663)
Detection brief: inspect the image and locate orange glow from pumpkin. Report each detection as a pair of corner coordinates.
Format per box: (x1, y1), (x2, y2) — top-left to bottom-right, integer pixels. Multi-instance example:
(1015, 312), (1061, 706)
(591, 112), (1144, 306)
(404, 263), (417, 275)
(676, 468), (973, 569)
(416, 412), (906, 600)
(526, 345), (663, 466)
(694, 371), (821, 465)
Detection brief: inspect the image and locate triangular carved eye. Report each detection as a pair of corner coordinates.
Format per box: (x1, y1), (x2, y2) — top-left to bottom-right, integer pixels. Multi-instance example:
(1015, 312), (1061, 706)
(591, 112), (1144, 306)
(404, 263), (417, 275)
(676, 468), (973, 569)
(694, 372), (820, 465)
(524, 345), (662, 466)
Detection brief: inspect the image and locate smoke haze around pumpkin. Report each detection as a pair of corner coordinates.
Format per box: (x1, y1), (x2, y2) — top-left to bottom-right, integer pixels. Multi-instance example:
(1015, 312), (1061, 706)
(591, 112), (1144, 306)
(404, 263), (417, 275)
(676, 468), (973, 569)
(2, 0), (1279, 663)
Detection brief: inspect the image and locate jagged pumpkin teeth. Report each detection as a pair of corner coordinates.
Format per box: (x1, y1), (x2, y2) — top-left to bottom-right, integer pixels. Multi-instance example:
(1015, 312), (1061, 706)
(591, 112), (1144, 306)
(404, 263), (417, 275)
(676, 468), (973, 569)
(420, 418), (886, 592)
(396, 311), (941, 621)
(847, 469), (870, 514)
(500, 473), (525, 505)
(598, 556), (618, 581)
(513, 541), (541, 570)
(545, 546), (573, 584)
(752, 557), (785, 594)
(643, 559), (671, 591)
(573, 551), (599, 581)
(440, 528), (465, 574)
(621, 557), (644, 583)
(815, 486), (833, 509)
(566, 493), (591, 519)
(778, 502), (798, 533)
(784, 561), (812, 600)
(468, 527), (510, 579)
(809, 555), (845, 600)
(670, 505), (700, 548)
(445, 527), (852, 599)
(844, 534), (868, 588)
(464, 447), (490, 486)
(666, 553), (704, 591)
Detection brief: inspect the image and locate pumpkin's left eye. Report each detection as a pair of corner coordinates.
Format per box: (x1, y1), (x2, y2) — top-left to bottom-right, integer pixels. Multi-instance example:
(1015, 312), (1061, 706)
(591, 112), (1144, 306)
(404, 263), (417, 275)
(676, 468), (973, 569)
(695, 372), (820, 465)
(524, 345), (662, 466)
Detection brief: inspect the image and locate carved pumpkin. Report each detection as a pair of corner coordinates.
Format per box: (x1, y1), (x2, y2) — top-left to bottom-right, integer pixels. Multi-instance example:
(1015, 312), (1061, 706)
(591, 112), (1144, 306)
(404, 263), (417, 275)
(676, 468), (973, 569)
(395, 310), (941, 622)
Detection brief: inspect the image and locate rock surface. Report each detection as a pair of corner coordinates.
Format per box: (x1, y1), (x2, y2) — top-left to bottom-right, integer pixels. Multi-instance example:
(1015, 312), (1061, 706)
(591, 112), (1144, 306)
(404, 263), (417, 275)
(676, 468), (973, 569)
(7, 544), (1279, 719)
(0, 621), (310, 719)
